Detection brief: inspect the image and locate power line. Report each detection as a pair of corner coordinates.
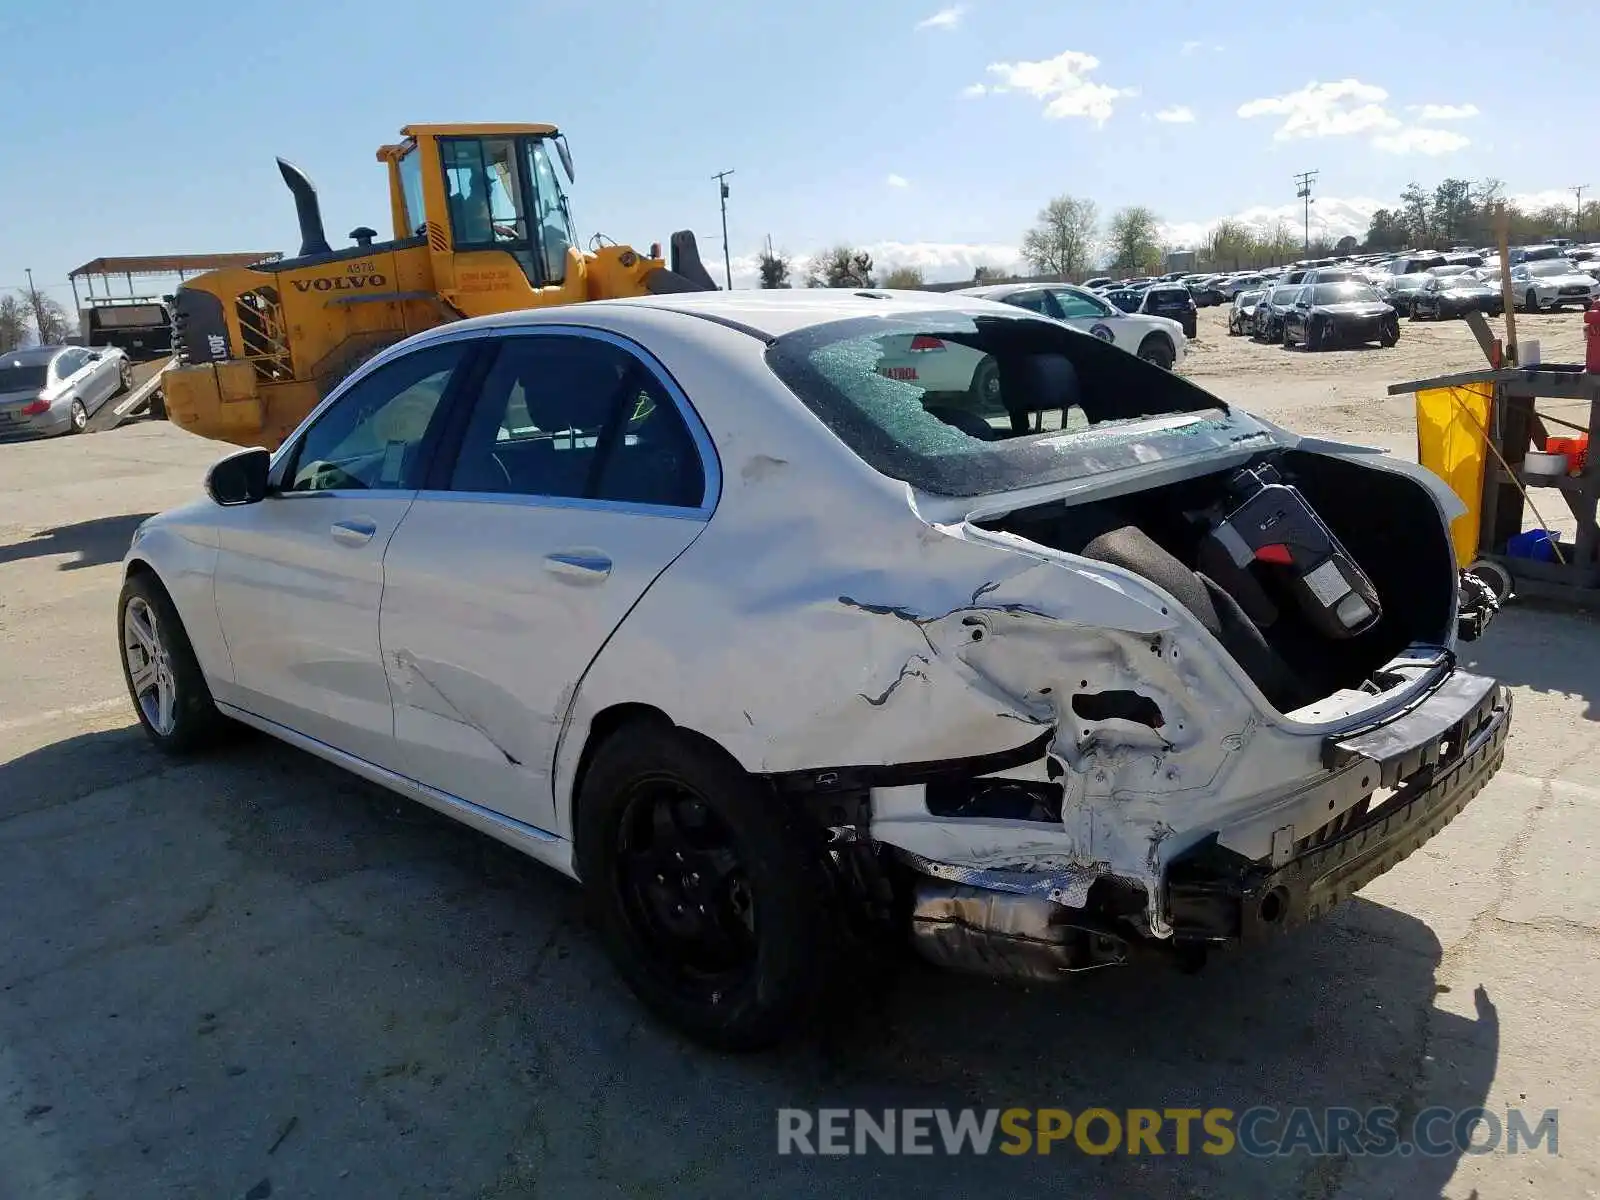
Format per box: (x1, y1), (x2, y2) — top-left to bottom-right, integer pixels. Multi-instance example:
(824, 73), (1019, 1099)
(1294, 170), (1319, 256)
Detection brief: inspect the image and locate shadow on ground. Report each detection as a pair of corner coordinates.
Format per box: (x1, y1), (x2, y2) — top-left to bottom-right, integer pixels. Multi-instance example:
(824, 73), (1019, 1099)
(0, 513), (154, 571)
(0, 726), (1500, 1199)
(1460, 604), (1600, 720)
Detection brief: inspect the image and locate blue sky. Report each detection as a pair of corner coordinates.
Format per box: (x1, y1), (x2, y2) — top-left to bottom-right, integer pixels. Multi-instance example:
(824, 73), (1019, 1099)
(1, 0), (1591, 302)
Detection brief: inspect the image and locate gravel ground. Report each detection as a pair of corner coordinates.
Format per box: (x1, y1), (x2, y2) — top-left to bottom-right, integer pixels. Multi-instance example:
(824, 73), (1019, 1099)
(1, 320), (1597, 1199)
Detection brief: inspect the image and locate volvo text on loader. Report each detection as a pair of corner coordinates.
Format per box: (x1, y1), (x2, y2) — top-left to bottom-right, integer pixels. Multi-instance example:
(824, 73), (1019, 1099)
(165, 123), (718, 447)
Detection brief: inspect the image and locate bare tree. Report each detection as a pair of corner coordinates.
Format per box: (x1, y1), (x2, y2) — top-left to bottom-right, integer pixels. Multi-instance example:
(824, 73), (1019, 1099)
(806, 246), (875, 289)
(0, 294), (29, 353)
(880, 265), (925, 289)
(1019, 195), (1099, 279)
(33, 295), (74, 344)
(972, 264), (1002, 283)
(757, 243), (792, 288)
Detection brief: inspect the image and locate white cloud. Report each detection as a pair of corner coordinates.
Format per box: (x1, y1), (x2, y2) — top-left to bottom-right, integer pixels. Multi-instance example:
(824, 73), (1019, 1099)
(1180, 40), (1223, 55)
(1237, 78), (1400, 139)
(1372, 127), (1471, 155)
(1408, 103), (1480, 120)
(1160, 195), (1386, 249)
(886, 174), (910, 188)
(976, 50), (1136, 125)
(961, 83), (988, 98)
(915, 4), (965, 30)
(1510, 188), (1579, 211)
(1154, 105), (1196, 123)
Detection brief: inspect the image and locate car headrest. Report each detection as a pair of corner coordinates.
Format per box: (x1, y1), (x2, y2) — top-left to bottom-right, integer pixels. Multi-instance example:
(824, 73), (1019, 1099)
(1000, 352), (1080, 427)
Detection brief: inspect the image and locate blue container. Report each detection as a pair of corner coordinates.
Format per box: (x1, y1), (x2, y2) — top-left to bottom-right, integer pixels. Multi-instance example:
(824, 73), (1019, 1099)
(1505, 528), (1559, 562)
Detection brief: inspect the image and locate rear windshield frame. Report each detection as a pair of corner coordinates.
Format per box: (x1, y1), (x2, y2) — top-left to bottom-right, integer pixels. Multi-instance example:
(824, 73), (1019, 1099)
(763, 310), (1234, 498)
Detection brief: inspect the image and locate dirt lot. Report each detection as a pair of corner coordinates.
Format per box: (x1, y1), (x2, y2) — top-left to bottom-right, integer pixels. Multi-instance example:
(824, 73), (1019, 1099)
(2, 313), (1598, 1199)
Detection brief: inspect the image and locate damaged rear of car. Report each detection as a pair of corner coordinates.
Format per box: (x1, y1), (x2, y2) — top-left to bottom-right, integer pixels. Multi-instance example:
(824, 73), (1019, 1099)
(746, 305), (1508, 992)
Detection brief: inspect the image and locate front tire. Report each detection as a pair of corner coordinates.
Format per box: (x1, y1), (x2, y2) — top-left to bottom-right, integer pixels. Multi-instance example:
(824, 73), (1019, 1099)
(575, 722), (831, 1051)
(1524, 290), (1541, 314)
(117, 360), (134, 395)
(1379, 317), (1400, 347)
(118, 572), (229, 754)
(1136, 334), (1175, 370)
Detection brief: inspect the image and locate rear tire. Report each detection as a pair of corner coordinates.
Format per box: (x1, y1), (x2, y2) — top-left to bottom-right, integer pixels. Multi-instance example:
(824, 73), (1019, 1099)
(118, 572), (229, 755)
(1136, 334), (1175, 370)
(68, 399), (88, 434)
(575, 722), (831, 1051)
(967, 357), (1002, 412)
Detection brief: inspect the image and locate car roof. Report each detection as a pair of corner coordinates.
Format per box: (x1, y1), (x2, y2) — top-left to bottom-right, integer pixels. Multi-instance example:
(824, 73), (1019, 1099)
(1, 346), (66, 365)
(442, 288), (1012, 341)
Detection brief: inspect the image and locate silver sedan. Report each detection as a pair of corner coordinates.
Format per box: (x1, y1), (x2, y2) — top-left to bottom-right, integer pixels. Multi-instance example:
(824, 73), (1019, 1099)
(0, 344), (133, 437)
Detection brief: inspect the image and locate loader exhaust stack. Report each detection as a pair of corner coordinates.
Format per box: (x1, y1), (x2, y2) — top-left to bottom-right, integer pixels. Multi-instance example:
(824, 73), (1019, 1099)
(276, 157), (332, 257)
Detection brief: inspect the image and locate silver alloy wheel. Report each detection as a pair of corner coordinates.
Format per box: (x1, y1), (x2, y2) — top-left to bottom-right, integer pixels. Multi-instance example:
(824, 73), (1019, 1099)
(123, 596), (176, 735)
(70, 400), (88, 432)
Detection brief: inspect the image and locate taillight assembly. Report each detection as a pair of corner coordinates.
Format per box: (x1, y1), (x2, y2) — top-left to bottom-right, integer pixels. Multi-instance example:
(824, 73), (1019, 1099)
(908, 335), (946, 352)
(20, 399), (48, 416)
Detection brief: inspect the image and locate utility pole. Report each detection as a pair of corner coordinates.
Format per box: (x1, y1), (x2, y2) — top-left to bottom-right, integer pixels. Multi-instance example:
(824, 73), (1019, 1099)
(23, 268), (47, 344)
(712, 170), (735, 289)
(1573, 184), (1589, 241)
(1294, 170), (1319, 257)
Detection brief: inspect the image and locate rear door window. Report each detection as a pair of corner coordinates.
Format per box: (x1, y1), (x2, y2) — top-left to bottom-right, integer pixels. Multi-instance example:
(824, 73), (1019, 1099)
(442, 334), (706, 509)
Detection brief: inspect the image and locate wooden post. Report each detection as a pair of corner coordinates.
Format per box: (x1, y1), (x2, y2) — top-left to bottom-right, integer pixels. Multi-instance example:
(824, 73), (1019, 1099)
(1495, 204), (1518, 364)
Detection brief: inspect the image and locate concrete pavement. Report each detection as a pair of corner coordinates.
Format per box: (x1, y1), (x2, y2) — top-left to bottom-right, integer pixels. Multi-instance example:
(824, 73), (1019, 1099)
(1, 419), (1596, 1199)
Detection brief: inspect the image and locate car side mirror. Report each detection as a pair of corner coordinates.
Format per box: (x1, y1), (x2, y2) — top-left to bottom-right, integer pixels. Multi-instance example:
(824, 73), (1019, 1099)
(206, 447), (272, 506)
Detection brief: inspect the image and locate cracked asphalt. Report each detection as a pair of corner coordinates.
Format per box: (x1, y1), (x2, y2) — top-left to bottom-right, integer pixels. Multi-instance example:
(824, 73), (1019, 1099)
(2, 378), (1597, 1197)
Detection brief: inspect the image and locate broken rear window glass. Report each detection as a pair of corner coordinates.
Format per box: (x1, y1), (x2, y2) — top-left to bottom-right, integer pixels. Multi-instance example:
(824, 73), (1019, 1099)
(764, 310), (1226, 497)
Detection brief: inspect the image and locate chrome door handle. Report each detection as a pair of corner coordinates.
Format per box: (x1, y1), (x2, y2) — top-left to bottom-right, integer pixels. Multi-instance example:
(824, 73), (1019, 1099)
(544, 551), (612, 580)
(330, 518), (377, 546)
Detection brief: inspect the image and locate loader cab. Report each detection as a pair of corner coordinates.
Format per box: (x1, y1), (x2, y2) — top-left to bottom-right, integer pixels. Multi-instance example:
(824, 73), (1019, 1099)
(381, 123), (583, 310)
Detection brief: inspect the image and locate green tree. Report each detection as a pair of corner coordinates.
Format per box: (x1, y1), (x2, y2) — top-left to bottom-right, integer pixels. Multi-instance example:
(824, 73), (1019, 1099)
(1019, 194), (1099, 278)
(1363, 210), (1409, 251)
(757, 245), (791, 289)
(1430, 178), (1474, 243)
(1399, 183), (1432, 245)
(880, 265), (925, 289)
(806, 246), (875, 288)
(1107, 206), (1163, 274)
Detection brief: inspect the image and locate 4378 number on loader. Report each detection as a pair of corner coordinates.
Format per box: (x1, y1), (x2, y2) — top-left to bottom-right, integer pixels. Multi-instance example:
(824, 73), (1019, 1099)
(165, 122), (717, 448)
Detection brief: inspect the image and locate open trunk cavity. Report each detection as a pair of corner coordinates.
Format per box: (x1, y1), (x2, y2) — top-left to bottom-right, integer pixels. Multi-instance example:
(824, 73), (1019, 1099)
(978, 449), (1455, 713)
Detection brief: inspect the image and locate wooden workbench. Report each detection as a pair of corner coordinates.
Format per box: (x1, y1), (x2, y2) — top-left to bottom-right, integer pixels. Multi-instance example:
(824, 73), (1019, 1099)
(1388, 365), (1600, 604)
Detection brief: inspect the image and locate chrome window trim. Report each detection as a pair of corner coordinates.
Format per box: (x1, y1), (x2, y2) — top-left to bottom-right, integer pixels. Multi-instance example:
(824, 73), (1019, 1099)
(270, 322), (722, 518)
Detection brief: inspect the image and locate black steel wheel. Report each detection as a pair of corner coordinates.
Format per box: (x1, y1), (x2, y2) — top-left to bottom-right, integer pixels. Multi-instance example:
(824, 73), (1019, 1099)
(576, 722), (830, 1050)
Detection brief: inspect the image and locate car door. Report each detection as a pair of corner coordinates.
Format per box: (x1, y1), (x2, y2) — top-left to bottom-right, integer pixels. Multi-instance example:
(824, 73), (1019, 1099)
(1043, 287), (1126, 347)
(377, 329), (715, 833)
(87, 350), (121, 409)
(210, 340), (473, 767)
(53, 349), (88, 407)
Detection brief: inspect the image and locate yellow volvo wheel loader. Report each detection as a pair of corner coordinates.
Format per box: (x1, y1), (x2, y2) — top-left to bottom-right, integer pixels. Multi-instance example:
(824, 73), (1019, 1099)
(165, 123), (718, 448)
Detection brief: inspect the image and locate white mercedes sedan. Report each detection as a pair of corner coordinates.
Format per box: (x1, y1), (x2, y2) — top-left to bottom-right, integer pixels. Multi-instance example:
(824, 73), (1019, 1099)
(120, 290), (1508, 1049)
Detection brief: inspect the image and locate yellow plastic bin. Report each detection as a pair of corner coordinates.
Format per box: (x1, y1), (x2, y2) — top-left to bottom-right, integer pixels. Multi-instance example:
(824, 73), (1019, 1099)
(1415, 381), (1493, 566)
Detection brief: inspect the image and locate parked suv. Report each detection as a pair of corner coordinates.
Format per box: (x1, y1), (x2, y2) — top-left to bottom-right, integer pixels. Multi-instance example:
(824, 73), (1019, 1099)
(1140, 284), (1198, 338)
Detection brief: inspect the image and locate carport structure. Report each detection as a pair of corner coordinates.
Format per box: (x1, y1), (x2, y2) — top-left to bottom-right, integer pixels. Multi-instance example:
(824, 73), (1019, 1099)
(67, 252), (283, 312)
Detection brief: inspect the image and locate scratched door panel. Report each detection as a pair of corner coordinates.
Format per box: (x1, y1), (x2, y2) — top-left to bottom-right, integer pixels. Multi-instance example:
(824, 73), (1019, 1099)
(378, 497), (700, 831)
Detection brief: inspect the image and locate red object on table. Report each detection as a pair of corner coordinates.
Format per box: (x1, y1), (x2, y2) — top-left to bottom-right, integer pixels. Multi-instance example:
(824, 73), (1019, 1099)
(1586, 307), (1600, 372)
(1545, 434), (1589, 474)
